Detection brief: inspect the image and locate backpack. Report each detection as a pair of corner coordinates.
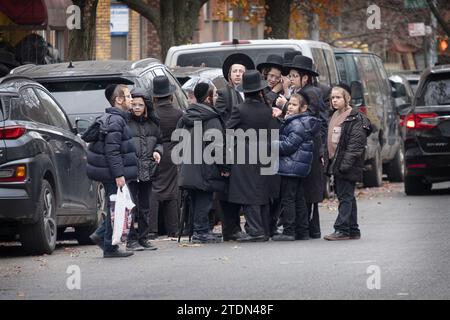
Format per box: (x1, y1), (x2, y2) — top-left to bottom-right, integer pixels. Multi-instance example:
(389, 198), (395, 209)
(81, 114), (111, 143)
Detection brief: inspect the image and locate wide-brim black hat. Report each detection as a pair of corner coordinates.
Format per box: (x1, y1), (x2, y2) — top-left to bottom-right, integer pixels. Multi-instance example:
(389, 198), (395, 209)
(283, 55), (319, 77)
(150, 75), (176, 97)
(283, 51), (302, 64)
(236, 70), (268, 93)
(222, 53), (255, 82)
(256, 54), (284, 74)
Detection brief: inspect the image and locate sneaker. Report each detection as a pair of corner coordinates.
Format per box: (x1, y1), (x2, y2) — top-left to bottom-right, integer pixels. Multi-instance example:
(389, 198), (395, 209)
(139, 239), (158, 251)
(89, 233), (104, 250)
(324, 231), (350, 241)
(223, 231), (245, 242)
(126, 240), (145, 251)
(272, 234), (295, 241)
(103, 249), (134, 258)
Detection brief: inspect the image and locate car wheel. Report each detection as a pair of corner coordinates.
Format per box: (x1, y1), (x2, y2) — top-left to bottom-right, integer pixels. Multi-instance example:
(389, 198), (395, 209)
(404, 176), (432, 195)
(387, 147), (404, 182)
(20, 180), (57, 255)
(74, 183), (105, 245)
(363, 147), (382, 187)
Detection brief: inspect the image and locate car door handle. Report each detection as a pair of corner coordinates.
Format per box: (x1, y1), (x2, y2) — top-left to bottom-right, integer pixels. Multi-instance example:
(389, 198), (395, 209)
(65, 141), (74, 149)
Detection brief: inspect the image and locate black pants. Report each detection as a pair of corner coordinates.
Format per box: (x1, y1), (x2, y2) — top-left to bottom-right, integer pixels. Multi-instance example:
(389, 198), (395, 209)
(280, 176), (308, 237)
(307, 202), (321, 237)
(189, 190), (214, 235)
(149, 197), (179, 237)
(242, 204), (270, 237)
(220, 200), (242, 236)
(128, 181), (151, 242)
(334, 178), (360, 235)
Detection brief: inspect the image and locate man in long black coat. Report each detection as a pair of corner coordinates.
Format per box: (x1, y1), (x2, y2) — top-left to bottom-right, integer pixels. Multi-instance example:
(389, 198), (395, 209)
(226, 70), (274, 242)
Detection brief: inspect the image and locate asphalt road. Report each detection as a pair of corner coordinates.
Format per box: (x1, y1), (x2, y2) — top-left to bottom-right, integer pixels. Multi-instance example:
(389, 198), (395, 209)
(1, 182), (449, 300)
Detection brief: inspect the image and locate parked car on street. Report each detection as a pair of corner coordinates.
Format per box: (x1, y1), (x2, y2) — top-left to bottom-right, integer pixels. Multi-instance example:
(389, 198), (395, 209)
(0, 76), (103, 254)
(334, 48), (404, 186)
(11, 59), (189, 131)
(389, 74), (416, 139)
(165, 39), (340, 88)
(404, 64), (450, 195)
(170, 66), (227, 89)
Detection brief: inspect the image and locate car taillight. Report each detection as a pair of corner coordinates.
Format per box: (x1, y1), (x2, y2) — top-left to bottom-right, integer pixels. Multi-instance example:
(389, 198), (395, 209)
(399, 115), (406, 127)
(0, 126), (26, 139)
(0, 165), (27, 182)
(405, 113), (438, 130)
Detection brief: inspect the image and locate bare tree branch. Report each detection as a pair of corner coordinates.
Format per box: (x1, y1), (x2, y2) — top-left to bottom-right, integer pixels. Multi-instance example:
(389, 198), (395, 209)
(427, 0), (450, 37)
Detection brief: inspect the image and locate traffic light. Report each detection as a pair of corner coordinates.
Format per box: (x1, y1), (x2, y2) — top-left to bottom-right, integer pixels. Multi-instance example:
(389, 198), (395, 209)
(439, 38), (448, 53)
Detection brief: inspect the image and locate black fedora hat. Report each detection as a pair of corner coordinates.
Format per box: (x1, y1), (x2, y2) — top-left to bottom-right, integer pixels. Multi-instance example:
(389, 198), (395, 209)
(236, 70), (268, 93)
(283, 51), (302, 64)
(283, 55), (319, 77)
(150, 76), (176, 97)
(222, 53), (255, 82)
(256, 54), (284, 74)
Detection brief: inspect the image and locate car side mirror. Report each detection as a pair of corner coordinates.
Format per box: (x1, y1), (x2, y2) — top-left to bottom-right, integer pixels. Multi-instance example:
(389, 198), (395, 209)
(75, 119), (91, 136)
(350, 81), (364, 107)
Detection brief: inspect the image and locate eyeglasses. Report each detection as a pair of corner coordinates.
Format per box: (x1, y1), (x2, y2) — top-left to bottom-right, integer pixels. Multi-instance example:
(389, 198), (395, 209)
(267, 73), (281, 81)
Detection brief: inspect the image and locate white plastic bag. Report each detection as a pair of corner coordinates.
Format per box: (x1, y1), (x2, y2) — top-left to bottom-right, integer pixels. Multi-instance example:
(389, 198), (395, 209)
(111, 184), (135, 245)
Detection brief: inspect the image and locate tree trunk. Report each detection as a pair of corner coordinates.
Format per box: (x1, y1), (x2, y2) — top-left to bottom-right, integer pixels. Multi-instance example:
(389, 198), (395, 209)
(265, 0), (291, 39)
(427, 0), (450, 38)
(68, 0), (99, 61)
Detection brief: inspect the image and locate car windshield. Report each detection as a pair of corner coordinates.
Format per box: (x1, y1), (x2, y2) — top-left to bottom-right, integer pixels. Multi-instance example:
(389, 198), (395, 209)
(40, 81), (133, 124)
(176, 48), (295, 68)
(424, 77), (450, 106)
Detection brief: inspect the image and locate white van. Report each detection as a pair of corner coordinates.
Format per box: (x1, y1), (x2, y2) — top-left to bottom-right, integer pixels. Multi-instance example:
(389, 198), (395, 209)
(165, 39), (339, 87)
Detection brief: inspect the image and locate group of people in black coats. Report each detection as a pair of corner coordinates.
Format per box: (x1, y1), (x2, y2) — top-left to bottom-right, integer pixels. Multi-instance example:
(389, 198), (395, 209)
(84, 51), (372, 258)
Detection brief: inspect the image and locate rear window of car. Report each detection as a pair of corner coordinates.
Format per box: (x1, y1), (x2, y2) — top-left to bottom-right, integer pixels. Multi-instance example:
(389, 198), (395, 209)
(176, 48), (295, 68)
(0, 96), (11, 121)
(423, 76), (450, 106)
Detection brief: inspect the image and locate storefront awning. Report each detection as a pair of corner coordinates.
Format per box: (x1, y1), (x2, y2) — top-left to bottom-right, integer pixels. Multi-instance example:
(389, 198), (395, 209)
(0, 0), (73, 28)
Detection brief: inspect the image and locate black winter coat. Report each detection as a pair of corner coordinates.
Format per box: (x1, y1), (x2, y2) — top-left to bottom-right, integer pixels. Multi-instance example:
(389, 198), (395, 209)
(177, 103), (228, 192)
(86, 107), (137, 183)
(215, 84), (243, 122)
(128, 115), (163, 182)
(226, 97), (273, 205)
(328, 109), (372, 182)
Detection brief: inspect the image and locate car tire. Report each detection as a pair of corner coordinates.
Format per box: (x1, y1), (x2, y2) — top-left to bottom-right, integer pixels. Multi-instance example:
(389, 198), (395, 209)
(387, 147), (405, 182)
(363, 147), (382, 187)
(20, 179), (57, 255)
(404, 176), (432, 195)
(74, 183), (105, 245)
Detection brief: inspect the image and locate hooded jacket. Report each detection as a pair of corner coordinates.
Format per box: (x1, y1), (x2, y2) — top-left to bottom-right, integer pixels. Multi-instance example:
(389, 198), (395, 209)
(86, 107), (137, 183)
(328, 108), (373, 182)
(276, 112), (320, 177)
(177, 103), (228, 192)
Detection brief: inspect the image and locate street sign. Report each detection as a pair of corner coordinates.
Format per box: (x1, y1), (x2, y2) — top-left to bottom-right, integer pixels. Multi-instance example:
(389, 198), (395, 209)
(408, 23), (426, 37)
(110, 5), (129, 36)
(404, 0), (427, 9)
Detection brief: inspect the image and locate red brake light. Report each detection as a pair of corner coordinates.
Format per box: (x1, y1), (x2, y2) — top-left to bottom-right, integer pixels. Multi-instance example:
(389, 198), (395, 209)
(359, 106), (367, 114)
(399, 115), (405, 127)
(405, 113), (438, 130)
(0, 126), (26, 139)
(0, 165), (27, 182)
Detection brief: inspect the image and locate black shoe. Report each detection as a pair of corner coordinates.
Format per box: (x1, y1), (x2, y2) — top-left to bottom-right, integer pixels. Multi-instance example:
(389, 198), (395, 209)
(223, 231), (245, 241)
(192, 232), (222, 244)
(139, 239), (158, 250)
(147, 233), (158, 240)
(236, 234), (266, 243)
(89, 233), (104, 250)
(272, 234), (295, 241)
(103, 249), (134, 258)
(349, 233), (361, 240)
(309, 233), (321, 239)
(126, 240), (145, 251)
(295, 234), (310, 240)
(324, 231), (350, 241)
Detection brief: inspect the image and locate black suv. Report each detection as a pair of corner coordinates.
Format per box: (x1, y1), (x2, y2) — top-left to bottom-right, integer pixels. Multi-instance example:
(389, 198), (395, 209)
(334, 49), (404, 186)
(0, 76), (102, 254)
(404, 65), (450, 195)
(11, 59), (189, 130)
